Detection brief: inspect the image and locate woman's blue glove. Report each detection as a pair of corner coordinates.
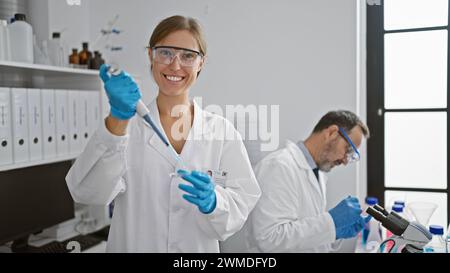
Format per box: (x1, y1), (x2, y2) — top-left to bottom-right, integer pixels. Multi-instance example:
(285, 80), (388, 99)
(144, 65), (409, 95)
(177, 170), (217, 214)
(329, 196), (363, 233)
(335, 215), (372, 239)
(99, 64), (142, 120)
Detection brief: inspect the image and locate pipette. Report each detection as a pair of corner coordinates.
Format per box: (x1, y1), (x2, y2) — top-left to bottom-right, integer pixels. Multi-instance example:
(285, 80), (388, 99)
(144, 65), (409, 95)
(107, 65), (189, 174)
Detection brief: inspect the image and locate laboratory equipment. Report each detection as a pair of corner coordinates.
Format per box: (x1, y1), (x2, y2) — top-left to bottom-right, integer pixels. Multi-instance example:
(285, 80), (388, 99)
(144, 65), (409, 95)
(363, 197), (379, 245)
(392, 200), (412, 220)
(107, 66), (188, 173)
(356, 196), (381, 253)
(79, 42), (92, 68)
(0, 20), (11, 61)
(33, 35), (50, 65)
(384, 204), (408, 252)
(8, 13), (33, 63)
(366, 204), (432, 253)
(89, 51), (105, 69)
(47, 32), (65, 66)
(424, 225), (446, 253)
(69, 48), (79, 67)
(0, 161), (75, 251)
(92, 14), (123, 55)
(406, 201), (437, 226)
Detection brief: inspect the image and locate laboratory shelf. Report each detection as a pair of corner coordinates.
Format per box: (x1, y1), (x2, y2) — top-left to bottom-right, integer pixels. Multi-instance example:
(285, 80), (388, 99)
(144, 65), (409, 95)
(0, 61), (107, 173)
(0, 60), (99, 76)
(0, 60), (102, 90)
(0, 154), (79, 172)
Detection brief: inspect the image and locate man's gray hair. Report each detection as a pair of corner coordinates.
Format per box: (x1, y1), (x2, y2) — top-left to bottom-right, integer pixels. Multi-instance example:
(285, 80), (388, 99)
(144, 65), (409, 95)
(312, 110), (370, 138)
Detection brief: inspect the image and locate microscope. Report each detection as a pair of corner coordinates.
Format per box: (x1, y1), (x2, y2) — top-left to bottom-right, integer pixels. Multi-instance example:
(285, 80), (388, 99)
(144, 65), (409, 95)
(366, 204), (432, 253)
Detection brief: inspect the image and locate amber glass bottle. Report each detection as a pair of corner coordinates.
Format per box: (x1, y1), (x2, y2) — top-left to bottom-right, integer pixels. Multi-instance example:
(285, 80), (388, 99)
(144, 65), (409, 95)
(78, 42), (92, 68)
(89, 51), (105, 69)
(69, 48), (79, 67)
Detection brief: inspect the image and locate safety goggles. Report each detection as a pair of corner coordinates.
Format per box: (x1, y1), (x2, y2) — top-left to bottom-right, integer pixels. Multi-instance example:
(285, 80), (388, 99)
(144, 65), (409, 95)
(338, 127), (360, 163)
(150, 46), (203, 67)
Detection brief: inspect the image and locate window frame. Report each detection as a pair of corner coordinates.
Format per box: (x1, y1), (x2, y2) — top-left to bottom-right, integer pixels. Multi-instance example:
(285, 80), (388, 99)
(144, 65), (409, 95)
(366, 0), (449, 224)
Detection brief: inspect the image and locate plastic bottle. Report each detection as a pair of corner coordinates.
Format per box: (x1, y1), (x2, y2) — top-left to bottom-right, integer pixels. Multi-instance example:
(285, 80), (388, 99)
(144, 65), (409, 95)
(424, 225), (446, 253)
(8, 13), (34, 63)
(33, 35), (50, 65)
(355, 197), (381, 253)
(363, 197), (378, 244)
(365, 214), (383, 252)
(393, 200), (413, 220)
(48, 32), (65, 66)
(0, 19), (11, 61)
(40, 40), (50, 65)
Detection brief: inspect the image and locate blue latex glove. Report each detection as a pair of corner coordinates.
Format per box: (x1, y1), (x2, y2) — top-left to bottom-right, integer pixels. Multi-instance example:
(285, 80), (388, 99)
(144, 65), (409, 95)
(335, 215), (372, 239)
(177, 170), (217, 214)
(99, 64), (142, 120)
(329, 196), (363, 231)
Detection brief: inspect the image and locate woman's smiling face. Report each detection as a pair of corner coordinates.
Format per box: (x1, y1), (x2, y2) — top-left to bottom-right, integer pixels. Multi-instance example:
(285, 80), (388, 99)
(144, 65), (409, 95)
(149, 30), (205, 97)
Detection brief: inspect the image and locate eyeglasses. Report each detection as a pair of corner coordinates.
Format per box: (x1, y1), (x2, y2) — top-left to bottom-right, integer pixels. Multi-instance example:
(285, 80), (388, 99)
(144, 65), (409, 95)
(338, 127), (360, 163)
(150, 46), (203, 67)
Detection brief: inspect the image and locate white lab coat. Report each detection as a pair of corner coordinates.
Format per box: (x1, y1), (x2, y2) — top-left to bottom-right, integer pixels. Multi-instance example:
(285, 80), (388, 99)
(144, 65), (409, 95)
(236, 140), (338, 252)
(65, 99), (261, 252)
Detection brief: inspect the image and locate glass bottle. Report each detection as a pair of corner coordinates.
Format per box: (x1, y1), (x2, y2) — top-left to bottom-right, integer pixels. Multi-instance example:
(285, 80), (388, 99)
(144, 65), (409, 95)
(424, 225), (446, 253)
(89, 51), (105, 69)
(78, 42), (92, 68)
(69, 48), (79, 68)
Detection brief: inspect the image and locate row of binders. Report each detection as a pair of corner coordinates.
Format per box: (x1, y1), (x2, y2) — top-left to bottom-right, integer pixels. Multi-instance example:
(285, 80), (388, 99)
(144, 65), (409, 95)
(0, 87), (102, 167)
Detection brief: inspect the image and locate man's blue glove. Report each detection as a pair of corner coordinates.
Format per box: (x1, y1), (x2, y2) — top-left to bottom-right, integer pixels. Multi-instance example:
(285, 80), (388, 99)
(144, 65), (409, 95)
(335, 215), (372, 239)
(99, 64), (142, 120)
(177, 170), (217, 214)
(329, 196), (363, 233)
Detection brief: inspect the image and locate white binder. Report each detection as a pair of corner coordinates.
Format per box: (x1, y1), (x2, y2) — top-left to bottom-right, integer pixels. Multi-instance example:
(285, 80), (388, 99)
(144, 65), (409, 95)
(79, 91), (90, 149)
(11, 88), (29, 163)
(88, 91), (101, 136)
(68, 90), (82, 155)
(41, 89), (57, 159)
(27, 89), (43, 161)
(0, 87), (13, 166)
(55, 90), (69, 157)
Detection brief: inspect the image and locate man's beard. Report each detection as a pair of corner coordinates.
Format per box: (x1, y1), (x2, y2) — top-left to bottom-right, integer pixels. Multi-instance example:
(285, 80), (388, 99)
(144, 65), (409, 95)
(319, 161), (334, 173)
(317, 141), (336, 173)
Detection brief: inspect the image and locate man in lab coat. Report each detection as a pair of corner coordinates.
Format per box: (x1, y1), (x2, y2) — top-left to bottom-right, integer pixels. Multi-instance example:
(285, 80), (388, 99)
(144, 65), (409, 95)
(224, 110), (370, 253)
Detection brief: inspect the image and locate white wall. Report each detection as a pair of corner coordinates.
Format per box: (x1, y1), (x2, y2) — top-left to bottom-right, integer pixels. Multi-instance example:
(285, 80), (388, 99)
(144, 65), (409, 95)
(86, 0), (366, 202)
(47, 0), (90, 50)
(29, 0), (91, 63)
(33, 0), (367, 252)
(28, 0), (49, 45)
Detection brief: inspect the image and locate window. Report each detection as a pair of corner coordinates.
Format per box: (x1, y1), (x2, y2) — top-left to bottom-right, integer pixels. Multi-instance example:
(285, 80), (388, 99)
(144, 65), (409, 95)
(367, 0), (449, 227)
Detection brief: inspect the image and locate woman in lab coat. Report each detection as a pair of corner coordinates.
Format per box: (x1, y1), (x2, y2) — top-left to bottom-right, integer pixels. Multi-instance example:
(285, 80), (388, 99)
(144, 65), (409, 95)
(65, 15), (261, 252)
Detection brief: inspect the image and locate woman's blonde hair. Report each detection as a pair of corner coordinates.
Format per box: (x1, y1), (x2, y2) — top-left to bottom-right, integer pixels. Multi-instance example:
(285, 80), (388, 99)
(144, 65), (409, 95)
(149, 15), (207, 56)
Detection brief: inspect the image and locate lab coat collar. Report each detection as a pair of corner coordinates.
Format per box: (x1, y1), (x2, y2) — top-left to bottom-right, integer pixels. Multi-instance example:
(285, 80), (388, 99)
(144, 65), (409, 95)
(286, 140), (327, 200)
(143, 98), (207, 169)
(297, 141), (318, 170)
